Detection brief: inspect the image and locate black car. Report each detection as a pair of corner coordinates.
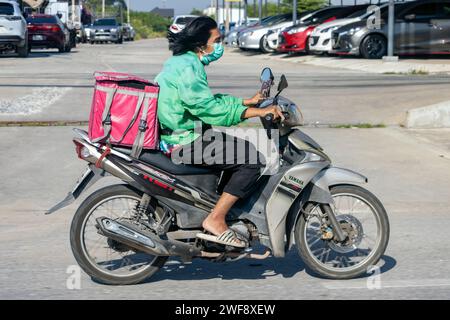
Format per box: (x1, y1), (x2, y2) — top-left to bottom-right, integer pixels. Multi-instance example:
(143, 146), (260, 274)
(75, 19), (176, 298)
(331, 0), (450, 59)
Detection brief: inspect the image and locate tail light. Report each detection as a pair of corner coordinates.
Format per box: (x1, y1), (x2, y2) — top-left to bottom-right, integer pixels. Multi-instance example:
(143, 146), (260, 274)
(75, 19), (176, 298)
(73, 141), (91, 159)
(27, 24), (61, 33)
(170, 25), (178, 31)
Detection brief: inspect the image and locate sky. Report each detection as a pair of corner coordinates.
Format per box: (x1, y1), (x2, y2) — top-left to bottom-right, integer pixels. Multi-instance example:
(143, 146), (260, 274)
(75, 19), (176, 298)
(130, 1), (388, 16)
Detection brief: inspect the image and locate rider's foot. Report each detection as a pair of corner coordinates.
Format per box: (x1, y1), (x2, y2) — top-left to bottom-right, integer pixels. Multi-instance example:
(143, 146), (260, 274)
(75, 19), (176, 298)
(202, 214), (228, 236)
(201, 214), (247, 248)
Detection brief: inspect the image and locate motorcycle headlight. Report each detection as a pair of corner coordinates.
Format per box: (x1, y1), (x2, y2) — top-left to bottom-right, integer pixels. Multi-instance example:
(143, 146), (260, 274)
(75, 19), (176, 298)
(287, 26), (307, 35)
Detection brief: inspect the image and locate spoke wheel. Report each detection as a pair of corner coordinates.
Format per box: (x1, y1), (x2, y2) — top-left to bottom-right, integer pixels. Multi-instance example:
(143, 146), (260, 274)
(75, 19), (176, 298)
(295, 185), (390, 279)
(70, 184), (167, 285)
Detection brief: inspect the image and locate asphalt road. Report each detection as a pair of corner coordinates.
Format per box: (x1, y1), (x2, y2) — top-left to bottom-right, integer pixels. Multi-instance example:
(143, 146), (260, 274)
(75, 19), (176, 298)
(1, 39), (450, 299)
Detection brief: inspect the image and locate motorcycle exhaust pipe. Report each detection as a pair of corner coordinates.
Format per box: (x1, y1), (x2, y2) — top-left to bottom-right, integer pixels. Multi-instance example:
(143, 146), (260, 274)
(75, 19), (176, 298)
(73, 138), (133, 182)
(95, 217), (201, 258)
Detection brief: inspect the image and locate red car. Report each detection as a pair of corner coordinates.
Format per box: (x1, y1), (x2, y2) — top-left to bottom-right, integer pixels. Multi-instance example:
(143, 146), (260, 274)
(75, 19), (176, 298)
(26, 14), (71, 53)
(278, 5), (369, 54)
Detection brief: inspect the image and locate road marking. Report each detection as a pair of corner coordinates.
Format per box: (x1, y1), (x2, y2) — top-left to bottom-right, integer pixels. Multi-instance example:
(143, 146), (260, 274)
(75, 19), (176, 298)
(0, 87), (71, 114)
(322, 278), (450, 290)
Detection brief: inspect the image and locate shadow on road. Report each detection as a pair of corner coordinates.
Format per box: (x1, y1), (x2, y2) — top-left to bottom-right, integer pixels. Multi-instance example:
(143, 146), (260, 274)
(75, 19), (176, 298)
(141, 249), (396, 284)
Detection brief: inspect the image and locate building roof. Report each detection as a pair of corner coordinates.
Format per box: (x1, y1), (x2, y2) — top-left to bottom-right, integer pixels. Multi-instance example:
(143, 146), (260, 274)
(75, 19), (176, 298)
(150, 7), (174, 18)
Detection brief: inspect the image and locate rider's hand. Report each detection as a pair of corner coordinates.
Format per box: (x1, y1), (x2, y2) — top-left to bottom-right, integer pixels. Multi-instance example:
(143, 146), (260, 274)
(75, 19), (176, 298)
(259, 105), (284, 121)
(243, 92), (264, 106)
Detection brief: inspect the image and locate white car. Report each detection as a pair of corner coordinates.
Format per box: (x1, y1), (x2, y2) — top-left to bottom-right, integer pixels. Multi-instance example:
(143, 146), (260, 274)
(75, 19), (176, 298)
(308, 8), (372, 54)
(0, 0), (28, 57)
(168, 15), (198, 34)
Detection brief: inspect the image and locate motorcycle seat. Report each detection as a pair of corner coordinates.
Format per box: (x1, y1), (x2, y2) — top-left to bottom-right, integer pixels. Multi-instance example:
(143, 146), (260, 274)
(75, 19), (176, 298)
(113, 147), (215, 175)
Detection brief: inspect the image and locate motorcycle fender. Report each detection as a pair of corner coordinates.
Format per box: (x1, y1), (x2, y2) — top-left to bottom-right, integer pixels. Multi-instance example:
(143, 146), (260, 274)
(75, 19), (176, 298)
(45, 164), (107, 215)
(285, 167), (368, 250)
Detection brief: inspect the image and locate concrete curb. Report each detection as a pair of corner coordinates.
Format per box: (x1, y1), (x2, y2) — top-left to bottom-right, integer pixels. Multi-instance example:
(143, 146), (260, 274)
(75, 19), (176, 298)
(406, 100), (450, 128)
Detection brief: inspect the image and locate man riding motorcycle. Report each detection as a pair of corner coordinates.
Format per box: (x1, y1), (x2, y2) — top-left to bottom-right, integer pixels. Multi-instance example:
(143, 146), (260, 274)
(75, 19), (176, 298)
(156, 17), (283, 248)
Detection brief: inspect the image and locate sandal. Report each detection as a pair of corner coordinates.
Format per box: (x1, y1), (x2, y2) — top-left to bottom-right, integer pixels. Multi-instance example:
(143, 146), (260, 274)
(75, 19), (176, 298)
(196, 229), (248, 248)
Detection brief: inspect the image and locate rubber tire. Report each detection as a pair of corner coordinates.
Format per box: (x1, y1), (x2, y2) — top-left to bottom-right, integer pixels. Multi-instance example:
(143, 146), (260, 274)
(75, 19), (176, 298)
(17, 38), (29, 58)
(70, 184), (168, 285)
(360, 34), (387, 59)
(304, 36), (310, 55)
(65, 43), (72, 52)
(116, 36), (123, 44)
(260, 34), (274, 54)
(295, 184), (390, 280)
(58, 44), (65, 53)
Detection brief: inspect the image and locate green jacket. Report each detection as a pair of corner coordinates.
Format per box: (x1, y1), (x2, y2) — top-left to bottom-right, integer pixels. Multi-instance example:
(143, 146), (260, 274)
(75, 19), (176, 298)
(155, 51), (248, 146)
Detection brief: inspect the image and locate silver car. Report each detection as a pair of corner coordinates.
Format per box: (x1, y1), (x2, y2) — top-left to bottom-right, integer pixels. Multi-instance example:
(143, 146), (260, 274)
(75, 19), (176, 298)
(89, 18), (123, 44)
(238, 13), (298, 53)
(0, 0), (28, 57)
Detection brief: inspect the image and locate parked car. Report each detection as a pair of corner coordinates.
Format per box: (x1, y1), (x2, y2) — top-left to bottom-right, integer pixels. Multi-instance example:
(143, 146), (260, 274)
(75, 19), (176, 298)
(309, 6), (375, 54)
(168, 15), (198, 34)
(76, 24), (88, 43)
(226, 16), (271, 47)
(331, 0), (450, 59)
(265, 10), (313, 51)
(89, 18), (123, 44)
(122, 23), (135, 41)
(83, 23), (93, 41)
(0, 0), (28, 57)
(278, 5), (370, 54)
(27, 14), (71, 53)
(238, 13), (300, 53)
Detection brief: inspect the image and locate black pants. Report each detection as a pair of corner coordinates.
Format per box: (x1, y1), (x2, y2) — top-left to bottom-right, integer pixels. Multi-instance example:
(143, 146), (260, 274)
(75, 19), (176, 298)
(177, 132), (265, 199)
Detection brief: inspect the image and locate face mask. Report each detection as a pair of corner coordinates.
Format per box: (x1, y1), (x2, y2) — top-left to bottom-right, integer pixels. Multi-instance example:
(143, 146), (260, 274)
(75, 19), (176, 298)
(201, 42), (224, 65)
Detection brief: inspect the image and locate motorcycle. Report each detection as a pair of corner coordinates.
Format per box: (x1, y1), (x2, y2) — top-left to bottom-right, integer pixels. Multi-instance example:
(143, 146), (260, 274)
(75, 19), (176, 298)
(47, 68), (390, 285)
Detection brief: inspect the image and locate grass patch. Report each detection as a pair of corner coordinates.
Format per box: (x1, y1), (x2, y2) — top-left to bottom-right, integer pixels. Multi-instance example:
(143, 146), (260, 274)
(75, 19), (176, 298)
(0, 121), (89, 127)
(383, 69), (429, 76)
(330, 123), (386, 129)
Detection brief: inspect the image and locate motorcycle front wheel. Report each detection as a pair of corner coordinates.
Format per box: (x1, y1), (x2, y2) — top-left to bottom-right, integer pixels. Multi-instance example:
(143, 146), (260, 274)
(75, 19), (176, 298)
(70, 184), (168, 285)
(295, 184), (390, 279)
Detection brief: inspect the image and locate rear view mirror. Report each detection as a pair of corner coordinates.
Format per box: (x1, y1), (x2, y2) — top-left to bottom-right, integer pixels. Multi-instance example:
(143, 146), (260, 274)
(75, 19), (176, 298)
(278, 75), (288, 92)
(260, 67), (274, 98)
(260, 67), (274, 84)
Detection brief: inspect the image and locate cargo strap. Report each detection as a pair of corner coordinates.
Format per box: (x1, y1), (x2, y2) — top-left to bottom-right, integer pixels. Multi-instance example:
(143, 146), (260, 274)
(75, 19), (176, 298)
(95, 147), (111, 168)
(116, 91), (146, 144)
(130, 95), (151, 158)
(92, 86), (118, 144)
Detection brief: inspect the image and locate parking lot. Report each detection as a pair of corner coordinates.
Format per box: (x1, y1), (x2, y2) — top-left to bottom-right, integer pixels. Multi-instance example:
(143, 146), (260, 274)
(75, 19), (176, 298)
(1, 38), (450, 299)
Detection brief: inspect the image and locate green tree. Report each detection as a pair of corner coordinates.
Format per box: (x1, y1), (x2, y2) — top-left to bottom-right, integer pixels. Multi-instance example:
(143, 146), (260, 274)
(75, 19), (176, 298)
(190, 8), (205, 16)
(247, 0), (327, 17)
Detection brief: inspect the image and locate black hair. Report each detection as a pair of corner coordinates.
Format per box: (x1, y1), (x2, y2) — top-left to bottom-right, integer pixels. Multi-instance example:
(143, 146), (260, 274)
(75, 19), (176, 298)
(168, 16), (218, 56)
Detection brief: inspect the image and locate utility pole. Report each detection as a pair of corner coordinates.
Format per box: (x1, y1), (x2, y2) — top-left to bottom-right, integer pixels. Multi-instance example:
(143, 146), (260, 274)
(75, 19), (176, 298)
(243, 0), (247, 24)
(225, 0), (230, 33)
(71, 0), (75, 24)
(258, 0), (262, 22)
(127, 0), (130, 24)
(102, 0), (105, 18)
(293, 0), (297, 23)
(383, 0), (398, 61)
(215, 0), (219, 22)
(277, 0), (280, 15)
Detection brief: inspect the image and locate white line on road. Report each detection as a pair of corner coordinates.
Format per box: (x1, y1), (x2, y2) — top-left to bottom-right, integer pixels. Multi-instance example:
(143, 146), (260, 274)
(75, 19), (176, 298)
(322, 279), (450, 290)
(0, 87), (71, 114)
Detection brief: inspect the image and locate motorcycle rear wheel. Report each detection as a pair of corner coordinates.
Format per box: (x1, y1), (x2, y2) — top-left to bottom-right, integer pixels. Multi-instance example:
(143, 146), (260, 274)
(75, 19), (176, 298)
(70, 184), (168, 285)
(295, 184), (390, 279)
